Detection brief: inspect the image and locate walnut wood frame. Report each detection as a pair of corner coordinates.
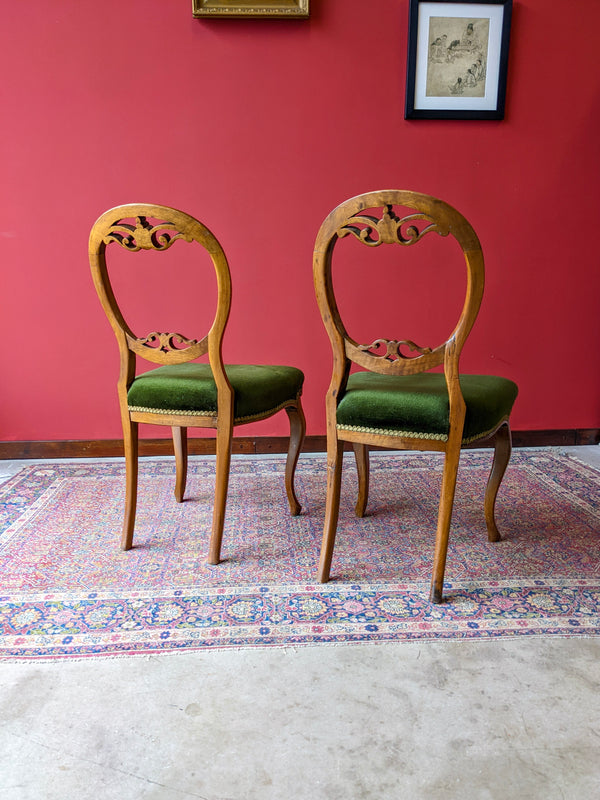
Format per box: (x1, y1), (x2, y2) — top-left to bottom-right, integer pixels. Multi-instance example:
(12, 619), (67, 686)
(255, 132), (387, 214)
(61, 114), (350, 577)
(89, 203), (305, 562)
(192, 1), (309, 18)
(313, 190), (513, 603)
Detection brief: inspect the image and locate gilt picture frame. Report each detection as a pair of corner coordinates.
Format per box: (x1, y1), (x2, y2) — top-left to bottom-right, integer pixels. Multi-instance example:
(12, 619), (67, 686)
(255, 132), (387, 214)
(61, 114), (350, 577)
(192, 0), (310, 18)
(405, 0), (512, 119)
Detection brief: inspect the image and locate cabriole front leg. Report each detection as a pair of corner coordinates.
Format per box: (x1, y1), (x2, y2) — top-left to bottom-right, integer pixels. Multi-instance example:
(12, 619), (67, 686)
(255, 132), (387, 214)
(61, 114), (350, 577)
(484, 422), (512, 542)
(284, 402), (306, 516)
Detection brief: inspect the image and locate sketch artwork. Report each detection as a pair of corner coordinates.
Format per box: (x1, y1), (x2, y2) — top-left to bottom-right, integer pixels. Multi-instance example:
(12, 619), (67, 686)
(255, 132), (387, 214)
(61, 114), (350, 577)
(426, 17), (489, 97)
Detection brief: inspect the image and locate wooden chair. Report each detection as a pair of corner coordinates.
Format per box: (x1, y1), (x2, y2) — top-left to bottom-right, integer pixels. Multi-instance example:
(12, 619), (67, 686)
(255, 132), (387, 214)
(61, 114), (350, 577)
(313, 190), (518, 603)
(89, 203), (305, 561)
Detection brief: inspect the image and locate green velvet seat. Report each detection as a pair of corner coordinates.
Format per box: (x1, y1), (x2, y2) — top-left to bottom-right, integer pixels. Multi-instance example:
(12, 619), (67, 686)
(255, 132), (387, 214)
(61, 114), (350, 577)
(337, 373), (518, 444)
(128, 363), (304, 422)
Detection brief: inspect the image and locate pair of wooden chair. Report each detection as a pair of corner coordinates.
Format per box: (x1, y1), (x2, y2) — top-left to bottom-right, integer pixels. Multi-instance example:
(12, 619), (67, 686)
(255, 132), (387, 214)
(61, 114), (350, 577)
(89, 192), (517, 603)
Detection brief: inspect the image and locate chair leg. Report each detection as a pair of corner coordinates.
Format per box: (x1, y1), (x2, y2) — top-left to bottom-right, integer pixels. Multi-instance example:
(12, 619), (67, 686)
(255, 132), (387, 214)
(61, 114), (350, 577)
(284, 401), (306, 516)
(121, 420), (139, 551)
(484, 422), (512, 543)
(353, 443), (370, 518)
(430, 444), (462, 604)
(172, 426), (188, 503)
(208, 421), (233, 565)
(317, 437), (344, 583)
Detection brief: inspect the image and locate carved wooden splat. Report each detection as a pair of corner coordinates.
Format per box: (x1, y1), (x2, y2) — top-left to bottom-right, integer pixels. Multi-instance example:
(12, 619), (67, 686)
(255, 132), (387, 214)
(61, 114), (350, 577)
(358, 338), (433, 361)
(103, 216), (193, 251)
(337, 205), (447, 247)
(137, 331), (200, 353)
(336, 204), (444, 360)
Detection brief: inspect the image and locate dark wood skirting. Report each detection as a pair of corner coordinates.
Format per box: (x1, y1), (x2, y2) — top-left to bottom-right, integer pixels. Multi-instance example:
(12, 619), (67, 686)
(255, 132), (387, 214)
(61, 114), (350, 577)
(0, 430), (598, 460)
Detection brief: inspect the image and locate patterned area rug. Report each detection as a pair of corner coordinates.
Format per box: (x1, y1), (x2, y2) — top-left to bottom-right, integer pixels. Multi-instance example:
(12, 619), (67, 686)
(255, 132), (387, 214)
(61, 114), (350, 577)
(0, 450), (599, 660)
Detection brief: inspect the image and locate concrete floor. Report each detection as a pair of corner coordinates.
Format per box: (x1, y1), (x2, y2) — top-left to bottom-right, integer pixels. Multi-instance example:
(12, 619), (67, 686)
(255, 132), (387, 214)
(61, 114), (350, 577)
(1, 448), (599, 800)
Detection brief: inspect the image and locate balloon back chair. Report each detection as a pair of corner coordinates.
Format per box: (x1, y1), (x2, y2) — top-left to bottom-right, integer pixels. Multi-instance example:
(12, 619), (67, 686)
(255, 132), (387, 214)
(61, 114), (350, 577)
(89, 203), (305, 562)
(313, 190), (518, 603)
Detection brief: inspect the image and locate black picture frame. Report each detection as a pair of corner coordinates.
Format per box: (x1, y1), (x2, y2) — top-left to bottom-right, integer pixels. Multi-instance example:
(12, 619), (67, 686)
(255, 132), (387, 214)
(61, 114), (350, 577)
(405, 0), (512, 120)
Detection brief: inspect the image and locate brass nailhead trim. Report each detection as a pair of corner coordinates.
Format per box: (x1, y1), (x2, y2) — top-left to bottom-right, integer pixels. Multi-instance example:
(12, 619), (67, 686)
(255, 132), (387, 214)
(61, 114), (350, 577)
(128, 398), (299, 424)
(336, 423), (501, 445)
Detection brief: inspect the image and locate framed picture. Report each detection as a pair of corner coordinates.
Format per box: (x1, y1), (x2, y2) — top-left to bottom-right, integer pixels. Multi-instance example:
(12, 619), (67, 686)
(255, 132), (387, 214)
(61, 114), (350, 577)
(405, 0), (512, 119)
(192, 0), (309, 18)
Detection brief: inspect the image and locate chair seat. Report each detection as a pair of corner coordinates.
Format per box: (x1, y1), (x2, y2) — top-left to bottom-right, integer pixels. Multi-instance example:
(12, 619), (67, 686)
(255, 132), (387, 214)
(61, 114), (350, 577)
(127, 363), (304, 422)
(336, 372), (518, 443)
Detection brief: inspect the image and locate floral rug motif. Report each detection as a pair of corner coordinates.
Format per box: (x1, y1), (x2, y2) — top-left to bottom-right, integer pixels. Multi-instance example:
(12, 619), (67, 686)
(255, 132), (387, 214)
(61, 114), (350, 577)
(0, 450), (599, 660)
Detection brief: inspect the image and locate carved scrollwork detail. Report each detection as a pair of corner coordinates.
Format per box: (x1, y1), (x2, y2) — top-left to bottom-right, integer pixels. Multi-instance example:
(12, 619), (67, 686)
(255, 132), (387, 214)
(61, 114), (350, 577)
(338, 206), (444, 247)
(137, 331), (199, 353)
(104, 216), (193, 251)
(358, 338), (432, 361)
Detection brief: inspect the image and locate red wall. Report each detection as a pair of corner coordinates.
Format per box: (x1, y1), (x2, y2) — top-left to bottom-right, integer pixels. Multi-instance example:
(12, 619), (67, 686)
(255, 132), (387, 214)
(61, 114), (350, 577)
(2, 1), (599, 441)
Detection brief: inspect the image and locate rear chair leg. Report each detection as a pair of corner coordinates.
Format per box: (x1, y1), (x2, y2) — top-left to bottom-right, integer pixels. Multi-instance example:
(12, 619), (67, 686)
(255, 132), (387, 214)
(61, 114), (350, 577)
(430, 444), (461, 604)
(208, 422), (233, 565)
(121, 419), (139, 551)
(317, 437), (344, 583)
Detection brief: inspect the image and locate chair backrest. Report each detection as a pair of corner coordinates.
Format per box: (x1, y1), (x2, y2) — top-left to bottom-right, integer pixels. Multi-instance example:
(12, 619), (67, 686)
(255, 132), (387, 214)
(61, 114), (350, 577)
(89, 203), (232, 393)
(313, 190), (485, 399)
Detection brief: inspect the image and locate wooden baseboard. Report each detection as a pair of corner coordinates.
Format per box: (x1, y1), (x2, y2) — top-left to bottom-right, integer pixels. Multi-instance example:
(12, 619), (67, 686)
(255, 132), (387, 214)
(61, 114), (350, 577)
(0, 430), (598, 460)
